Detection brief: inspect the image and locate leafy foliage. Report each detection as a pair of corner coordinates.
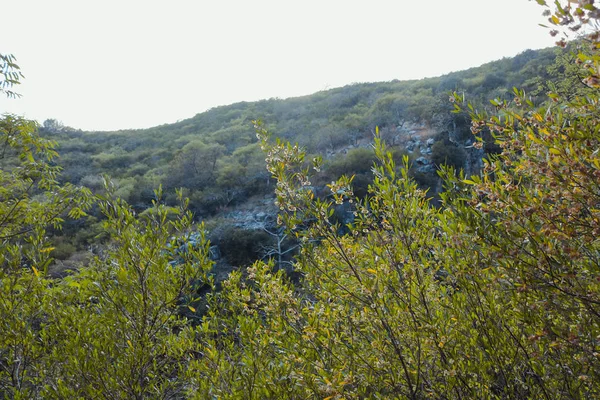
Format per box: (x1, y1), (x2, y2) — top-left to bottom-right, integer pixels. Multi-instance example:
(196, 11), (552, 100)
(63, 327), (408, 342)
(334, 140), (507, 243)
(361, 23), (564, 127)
(0, 114), (93, 397)
(218, 227), (272, 267)
(43, 188), (213, 398)
(0, 54), (23, 99)
(0, 111), (213, 397)
(3, 1), (600, 397)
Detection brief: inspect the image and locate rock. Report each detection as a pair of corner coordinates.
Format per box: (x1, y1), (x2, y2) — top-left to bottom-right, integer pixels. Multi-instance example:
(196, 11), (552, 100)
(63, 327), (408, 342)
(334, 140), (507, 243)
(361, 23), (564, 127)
(427, 138), (435, 146)
(417, 164), (436, 174)
(416, 156), (429, 165)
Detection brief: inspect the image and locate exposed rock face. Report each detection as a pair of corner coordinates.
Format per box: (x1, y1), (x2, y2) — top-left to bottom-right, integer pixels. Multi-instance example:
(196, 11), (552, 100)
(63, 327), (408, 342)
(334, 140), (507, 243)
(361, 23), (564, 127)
(415, 156), (435, 174)
(221, 196), (278, 230)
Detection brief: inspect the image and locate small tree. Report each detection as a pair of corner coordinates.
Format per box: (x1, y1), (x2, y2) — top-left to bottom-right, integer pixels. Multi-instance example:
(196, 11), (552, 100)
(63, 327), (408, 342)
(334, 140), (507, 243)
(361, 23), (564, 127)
(43, 187), (213, 398)
(0, 115), (92, 396)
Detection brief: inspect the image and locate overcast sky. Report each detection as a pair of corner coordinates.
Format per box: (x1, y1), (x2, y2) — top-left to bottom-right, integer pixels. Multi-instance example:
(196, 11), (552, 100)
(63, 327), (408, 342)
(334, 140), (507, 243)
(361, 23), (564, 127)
(1, 0), (556, 131)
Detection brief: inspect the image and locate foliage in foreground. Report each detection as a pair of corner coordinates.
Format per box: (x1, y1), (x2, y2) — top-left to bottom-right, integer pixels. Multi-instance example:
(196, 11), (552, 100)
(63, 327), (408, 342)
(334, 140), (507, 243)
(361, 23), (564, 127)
(185, 2), (600, 396)
(186, 106), (598, 398)
(2, 1), (600, 397)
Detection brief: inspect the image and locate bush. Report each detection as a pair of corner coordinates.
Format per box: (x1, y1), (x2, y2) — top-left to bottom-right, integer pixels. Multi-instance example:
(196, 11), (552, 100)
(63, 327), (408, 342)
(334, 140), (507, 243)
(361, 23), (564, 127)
(431, 139), (466, 171)
(218, 227), (272, 267)
(51, 238), (77, 260)
(327, 147), (377, 177)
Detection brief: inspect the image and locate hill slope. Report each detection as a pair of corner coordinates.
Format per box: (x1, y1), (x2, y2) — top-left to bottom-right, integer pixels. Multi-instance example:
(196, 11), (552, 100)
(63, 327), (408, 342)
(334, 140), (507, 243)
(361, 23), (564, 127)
(42, 45), (570, 265)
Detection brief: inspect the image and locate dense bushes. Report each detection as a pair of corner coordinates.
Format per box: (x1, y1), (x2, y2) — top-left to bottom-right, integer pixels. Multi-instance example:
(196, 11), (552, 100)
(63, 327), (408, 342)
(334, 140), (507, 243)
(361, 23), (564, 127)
(431, 136), (467, 170)
(218, 227), (273, 267)
(3, 2), (600, 396)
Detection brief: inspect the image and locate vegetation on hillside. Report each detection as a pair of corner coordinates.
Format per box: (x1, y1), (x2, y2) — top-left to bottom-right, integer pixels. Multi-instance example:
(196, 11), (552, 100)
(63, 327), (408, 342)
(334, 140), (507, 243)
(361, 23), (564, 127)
(2, 0), (600, 397)
(42, 44), (571, 264)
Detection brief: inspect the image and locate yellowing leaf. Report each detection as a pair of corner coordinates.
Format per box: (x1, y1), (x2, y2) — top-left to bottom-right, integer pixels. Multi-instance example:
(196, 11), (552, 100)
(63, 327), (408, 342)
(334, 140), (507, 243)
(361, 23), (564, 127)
(31, 266), (39, 277)
(549, 148), (561, 155)
(188, 305), (196, 313)
(127, 340), (133, 349)
(367, 268), (377, 274)
(40, 247), (55, 253)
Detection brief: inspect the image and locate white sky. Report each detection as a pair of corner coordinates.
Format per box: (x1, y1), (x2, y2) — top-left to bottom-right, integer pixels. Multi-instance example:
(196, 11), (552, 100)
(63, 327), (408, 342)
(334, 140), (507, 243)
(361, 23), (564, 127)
(1, 0), (556, 131)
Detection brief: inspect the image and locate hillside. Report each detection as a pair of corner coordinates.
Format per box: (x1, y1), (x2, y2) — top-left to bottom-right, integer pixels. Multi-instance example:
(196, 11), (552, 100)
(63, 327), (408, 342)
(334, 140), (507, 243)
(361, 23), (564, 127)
(42, 45), (568, 268)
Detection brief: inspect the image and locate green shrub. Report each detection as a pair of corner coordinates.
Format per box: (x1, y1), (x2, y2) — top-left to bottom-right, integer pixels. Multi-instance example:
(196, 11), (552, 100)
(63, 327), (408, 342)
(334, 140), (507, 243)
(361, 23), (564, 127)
(218, 227), (273, 267)
(431, 139), (466, 171)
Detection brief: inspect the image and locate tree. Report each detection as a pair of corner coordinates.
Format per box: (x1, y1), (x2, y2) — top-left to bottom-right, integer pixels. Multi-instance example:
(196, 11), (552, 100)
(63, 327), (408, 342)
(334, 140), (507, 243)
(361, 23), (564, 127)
(0, 54), (23, 98)
(0, 115), (93, 396)
(430, 138), (466, 171)
(0, 55), (211, 399)
(0, 111), (213, 397)
(167, 141), (225, 189)
(42, 119), (65, 133)
(368, 93), (408, 129)
(259, 222), (299, 272)
(43, 188), (213, 398)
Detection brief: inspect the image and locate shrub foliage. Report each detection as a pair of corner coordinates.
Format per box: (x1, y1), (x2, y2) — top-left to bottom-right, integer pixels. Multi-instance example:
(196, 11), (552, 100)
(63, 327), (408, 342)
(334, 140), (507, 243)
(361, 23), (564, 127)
(2, 1), (600, 397)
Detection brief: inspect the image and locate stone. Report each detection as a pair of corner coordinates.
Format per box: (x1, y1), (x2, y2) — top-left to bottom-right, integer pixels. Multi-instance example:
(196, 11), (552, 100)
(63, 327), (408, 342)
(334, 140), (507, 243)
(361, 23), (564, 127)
(417, 164), (436, 174)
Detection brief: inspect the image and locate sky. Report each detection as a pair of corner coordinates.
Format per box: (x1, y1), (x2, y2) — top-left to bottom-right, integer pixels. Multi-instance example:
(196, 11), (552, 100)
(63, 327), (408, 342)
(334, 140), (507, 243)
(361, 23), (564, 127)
(1, 0), (557, 132)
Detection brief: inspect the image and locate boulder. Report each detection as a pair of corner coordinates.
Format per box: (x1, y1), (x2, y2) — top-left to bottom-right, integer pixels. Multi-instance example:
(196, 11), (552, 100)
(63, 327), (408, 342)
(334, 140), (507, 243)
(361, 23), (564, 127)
(416, 156), (429, 165)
